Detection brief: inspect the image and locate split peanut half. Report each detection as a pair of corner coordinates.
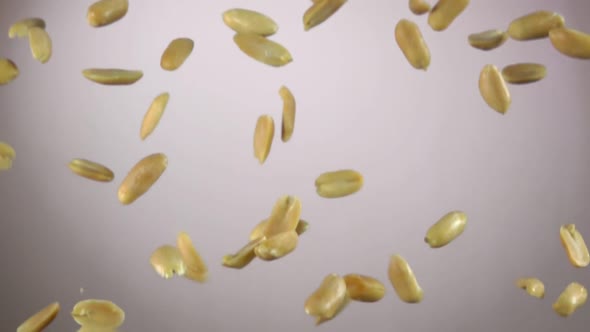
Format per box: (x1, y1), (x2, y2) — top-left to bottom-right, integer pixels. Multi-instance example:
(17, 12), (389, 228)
(253, 115), (275, 164)
(304, 274), (349, 325)
(424, 211), (467, 248)
(160, 38), (194, 71)
(233, 33), (292, 67)
(501, 63), (547, 84)
(140, 92), (170, 140)
(68, 159), (114, 182)
(479, 64), (511, 114)
(0, 141), (16, 170)
(87, 0), (129, 27)
(264, 195), (302, 237)
(254, 230), (299, 261)
(82, 69), (143, 85)
(516, 278), (545, 299)
(395, 19), (431, 71)
(0, 58), (19, 85)
(279, 85), (296, 142)
(71, 299), (125, 329)
(28, 27), (52, 64)
(428, 0), (470, 31)
(150, 245), (187, 279)
(409, 0), (431, 15)
(222, 237), (266, 269)
(250, 218), (309, 241)
(388, 255), (423, 303)
(549, 27), (590, 59)
(559, 224), (589, 268)
(222, 9), (278, 36)
(17, 302), (60, 332)
(507, 10), (565, 41)
(343, 274), (386, 302)
(117, 153), (168, 205)
(177, 231), (209, 282)
(468, 29), (508, 51)
(553, 282), (587, 317)
(315, 169), (363, 198)
(9, 18), (46, 38)
(303, 0), (347, 31)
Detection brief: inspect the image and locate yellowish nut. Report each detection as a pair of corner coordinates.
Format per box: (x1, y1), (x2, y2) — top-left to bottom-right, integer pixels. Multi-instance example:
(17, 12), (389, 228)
(388, 254), (423, 303)
(315, 169), (363, 198)
(264, 195), (302, 238)
(117, 153), (168, 205)
(279, 85), (296, 142)
(249, 218), (309, 241)
(553, 282), (587, 317)
(28, 27), (52, 64)
(149, 245), (186, 279)
(549, 27), (590, 59)
(0, 58), (19, 85)
(233, 33), (293, 67)
(140, 92), (170, 140)
(395, 19), (431, 71)
(427, 0), (470, 31)
(9, 18), (46, 39)
(177, 231), (208, 283)
(468, 29), (508, 51)
(222, 237), (266, 269)
(478, 64), (511, 115)
(409, 0), (431, 15)
(501, 63), (546, 84)
(87, 0), (129, 27)
(82, 69), (143, 85)
(68, 159), (115, 182)
(222, 9), (278, 37)
(303, 0), (347, 31)
(71, 299), (125, 328)
(304, 274), (349, 324)
(17, 302), (60, 332)
(424, 211), (467, 248)
(160, 38), (194, 71)
(0, 141), (16, 170)
(314, 296), (350, 326)
(253, 115), (275, 164)
(507, 10), (565, 41)
(559, 224), (590, 268)
(343, 274), (386, 302)
(516, 278), (545, 299)
(254, 230), (299, 261)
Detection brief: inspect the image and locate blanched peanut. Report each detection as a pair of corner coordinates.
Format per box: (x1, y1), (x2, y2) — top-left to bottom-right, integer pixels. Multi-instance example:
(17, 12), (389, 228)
(253, 115), (275, 164)
(507, 10), (564, 41)
(117, 153), (168, 205)
(388, 255), (423, 303)
(82, 69), (143, 85)
(140, 92), (170, 140)
(479, 64), (511, 114)
(315, 169), (363, 198)
(501, 63), (547, 84)
(254, 230), (299, 261)
(468, 29), (508, 51)
(233, 34), (292, 67)
(516, 278), (545, 299)
(160, 38), (194, 71)
(177, 232), (208, 282)
(395, 19), (431, 70)
(9, 18), (45, 39)
(424, 211), (467, 248)
(28, 27), (52, 64)
(222, 9), (278, 36)
(553, 282), (587, 317)
(303, 0), (348, 31)
(17, 302), (60, 332)
(549, 27), (590, 59)
(559, 224), (589, 268)
(87, 0), (129, 27)
(264, 195), (302, 237)
(343, 274), (386, 302)
(149, 245), (186, 279)
(409, 0), (431, 15)
(71, 299), (125, 328)
(304, 274), (349, 324)
(279, 85), (296, 142)
(428, 0), (470, 31)
(68, 159), (114, 182)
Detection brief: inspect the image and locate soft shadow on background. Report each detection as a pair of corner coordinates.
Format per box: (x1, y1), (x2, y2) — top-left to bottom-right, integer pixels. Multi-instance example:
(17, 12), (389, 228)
(1, 0), (590, 331)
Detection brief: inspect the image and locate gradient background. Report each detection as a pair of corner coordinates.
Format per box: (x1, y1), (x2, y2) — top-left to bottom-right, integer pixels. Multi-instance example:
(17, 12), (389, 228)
(1, 0), (590, 331)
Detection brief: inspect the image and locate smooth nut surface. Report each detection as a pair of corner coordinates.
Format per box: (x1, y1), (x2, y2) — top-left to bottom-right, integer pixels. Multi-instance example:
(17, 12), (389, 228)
(222, 237), (266, 269)
(468, 29), (508, 51)
(549, 27), (590, 59)
(507, 10), (564, 41)
(279, 85), (296, 142)
(304, 274), (349, 323)
(315, 169), (364, 198)
(559, 224), (590, 268)
(388, 254), (423, 303)
(140, 92), (170, 140)
(68, 159), (114, 182)
(254, 230), (299, 261)
(516, 278), (545, 299)
(28, 27), (52, 64)
(233, 33), (293, 67)
(150, 245), (187, 279)
(177, 231), (208, 282)
(82, 69), (143, 85)
(501, 63), (546, 84)
(87, 0), (129, 27)
(395, 19), (431, 70)
(9, 18), (46, 38)
(343, 274), (386, 302)
(425, 211), (467, 248)
(264, 195), (302, 237)
(160, 38), (194, 71)
(0, 141), (16, 170)
(117, 153), (168, 205)
(71, 299), (125, 328)
(17, 302), (60, 332)
(0, 58), (19, 85)
(479, 64), (511, 114)
(409, 0), (431, 15)
(303, 0), (348, 31)
(553, 282), (587, 317)
(428, 0), (470, 31)
(253, 115), (275, 164)
(222, 9), (278, 36)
